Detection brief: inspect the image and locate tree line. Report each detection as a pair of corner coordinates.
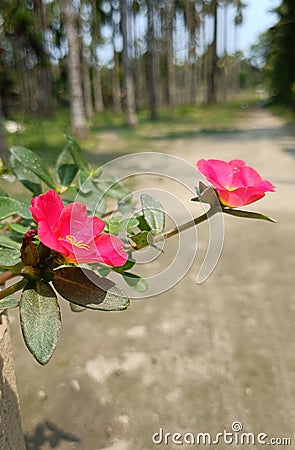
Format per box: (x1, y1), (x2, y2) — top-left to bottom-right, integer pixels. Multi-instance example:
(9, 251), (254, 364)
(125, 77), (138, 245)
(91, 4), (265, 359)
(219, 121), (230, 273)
(251, 0), (295, 110)
(0, 0), (248, 135)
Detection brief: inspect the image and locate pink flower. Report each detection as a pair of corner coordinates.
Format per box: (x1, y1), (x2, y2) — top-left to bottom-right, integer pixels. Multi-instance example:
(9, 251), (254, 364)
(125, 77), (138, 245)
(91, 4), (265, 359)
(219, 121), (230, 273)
(29, 190), (128, 266)
(197, 159), (275, 208)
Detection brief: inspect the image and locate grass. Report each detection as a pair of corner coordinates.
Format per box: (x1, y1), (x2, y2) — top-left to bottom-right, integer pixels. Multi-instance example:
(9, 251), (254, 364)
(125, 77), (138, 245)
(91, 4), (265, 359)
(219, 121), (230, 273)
(6, 91), (261, 166)
(266, 103), (295, 123)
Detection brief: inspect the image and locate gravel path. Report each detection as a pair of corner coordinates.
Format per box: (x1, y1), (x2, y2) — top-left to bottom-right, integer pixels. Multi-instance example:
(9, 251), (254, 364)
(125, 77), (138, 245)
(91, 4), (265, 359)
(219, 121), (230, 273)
(9, 107), (295, 450)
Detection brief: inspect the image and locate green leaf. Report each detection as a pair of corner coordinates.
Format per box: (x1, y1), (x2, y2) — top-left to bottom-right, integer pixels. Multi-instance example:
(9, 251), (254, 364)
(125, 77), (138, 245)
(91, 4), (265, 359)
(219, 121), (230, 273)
(91, 167), (103, 181)
(79, 263), (111, 277)
(135, 215), (151, 232)
(0, 247), (21, 267)
(95, 178), (129, 200)
(0, 186), (8, 196)
(0, 197), (22, 219)
(20, 281), (61, 365)
(10, 154), (42, 195)
(105, 217), (139, 235)
(123, 273), (148, 292)
(0, 234), (21, 249)
(65, 136), (89, 173)
(118, 196), (136, 214)
(56, 146), (79, 187)
(79, 170), (91, 193)
(70, 302), (86, 313)
(129, 231), (149, 250)
(222, 208), (276, 223)
(0, 296), (19, 309)
(10, 146), (56, 189)
(120, 218), (139, 233)
(106, 217), (122, 235)
(121, 258), (135, 271)
(52, 267), (129, 311)
(141, 194), (165, 233)
(18, 199), (33, 220)
(9, 223), (29, 234)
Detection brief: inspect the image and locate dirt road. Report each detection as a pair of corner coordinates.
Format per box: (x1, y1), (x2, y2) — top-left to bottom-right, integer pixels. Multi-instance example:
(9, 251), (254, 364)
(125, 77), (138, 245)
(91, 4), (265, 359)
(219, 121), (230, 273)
(9, 107), (295, 449)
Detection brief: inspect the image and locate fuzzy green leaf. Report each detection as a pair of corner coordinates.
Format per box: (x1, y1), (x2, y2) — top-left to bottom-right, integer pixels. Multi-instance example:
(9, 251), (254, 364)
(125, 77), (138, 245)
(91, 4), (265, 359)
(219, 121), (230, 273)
(0, 296), (19, 309)
(65, 136), (89, 173)
(20, 281), (61, 365)
(0, 234), (21, 249)
(18, 200), (33, 220)
(129, 231), (149, 250)
(136, 215), (151, 232)
(0, 247), (21, 266)
(10, 154), (42, 195)
(0, 197), (22, 219)
(95, 178), (129, 200)
(118, 196), (136, 214)
(141, 194), (165, 233)
(0, 186), (8, 196)
(56, 146), (79, 187)
(9, 223), (29, 234)
(10, 147), (56, 189)
(123, 273), (148, 292)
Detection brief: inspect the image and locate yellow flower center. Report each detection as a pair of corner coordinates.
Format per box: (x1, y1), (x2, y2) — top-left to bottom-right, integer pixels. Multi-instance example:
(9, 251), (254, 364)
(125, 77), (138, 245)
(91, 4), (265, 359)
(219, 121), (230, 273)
(225, 186), (236, 191)
(59, 234), (90, 250)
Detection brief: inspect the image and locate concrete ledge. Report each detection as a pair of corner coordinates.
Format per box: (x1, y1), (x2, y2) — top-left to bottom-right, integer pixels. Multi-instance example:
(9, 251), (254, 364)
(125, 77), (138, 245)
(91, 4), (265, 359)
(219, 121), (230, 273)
(0, 312), (26, 450)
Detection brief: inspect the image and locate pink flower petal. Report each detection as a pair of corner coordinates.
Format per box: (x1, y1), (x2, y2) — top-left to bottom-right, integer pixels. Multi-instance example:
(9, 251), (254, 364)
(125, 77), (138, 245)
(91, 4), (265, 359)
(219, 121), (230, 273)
(197, 159), (236, 189)
(31, 190), (128, 267)
(217, 187), (265, 208)
(93, 234), (128, 266)
(57, 202), (105, 241)
(197, 159), (275, 207)
(30, 189), (64, 230)
(37, 220), (70, 256)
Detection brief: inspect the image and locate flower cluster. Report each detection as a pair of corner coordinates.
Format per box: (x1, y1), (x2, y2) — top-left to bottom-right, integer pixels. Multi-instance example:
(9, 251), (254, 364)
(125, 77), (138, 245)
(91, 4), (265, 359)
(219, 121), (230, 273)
(197, 159), (275, 208)
(30, 189), (128, 266)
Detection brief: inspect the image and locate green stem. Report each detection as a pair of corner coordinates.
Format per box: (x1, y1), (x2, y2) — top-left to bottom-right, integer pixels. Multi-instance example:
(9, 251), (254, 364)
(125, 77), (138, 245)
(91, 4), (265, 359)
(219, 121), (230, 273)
(0, 279), (27, 300)
(154, 206), (218, 243)
(128, 206), (218, 251)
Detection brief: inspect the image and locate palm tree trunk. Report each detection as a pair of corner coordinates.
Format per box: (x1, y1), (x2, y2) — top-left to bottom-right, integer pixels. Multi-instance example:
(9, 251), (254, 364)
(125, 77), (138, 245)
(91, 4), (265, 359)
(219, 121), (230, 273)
(93, 68), (104, 113)
(90, 0), (105, 113)
(120, 0), (137, 126)
(64, 0), (88, 135)
(146, 0), (157, 120)
(0, 96), (9, 166)
(207, 0), (218, 104)
(166, 0), (176, 106)
(112, 51), (122, 113)
(82, 50), (94, 118)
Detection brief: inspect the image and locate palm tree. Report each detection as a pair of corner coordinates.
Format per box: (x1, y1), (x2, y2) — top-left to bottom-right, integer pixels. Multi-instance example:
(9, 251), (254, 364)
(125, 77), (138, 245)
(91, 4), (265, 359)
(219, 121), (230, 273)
(90, 0), (105, 113)
(64, 0), (88, 135)
(166, 0), (176, 106)
(146, 0), (157, 119)
(120, 0), (137, 126)
(207, 0), (218, 104)
(0, 96), (8, 166)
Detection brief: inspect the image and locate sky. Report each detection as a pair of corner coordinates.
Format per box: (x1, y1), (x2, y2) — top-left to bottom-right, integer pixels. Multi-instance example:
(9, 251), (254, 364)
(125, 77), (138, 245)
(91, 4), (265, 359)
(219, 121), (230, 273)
(98, 0), (282, 67)
(238, 0), (281, 52)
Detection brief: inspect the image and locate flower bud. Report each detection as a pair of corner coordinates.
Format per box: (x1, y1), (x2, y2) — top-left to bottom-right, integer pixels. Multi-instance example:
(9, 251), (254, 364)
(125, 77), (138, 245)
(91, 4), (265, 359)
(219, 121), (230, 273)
(21, 230), (40, 266)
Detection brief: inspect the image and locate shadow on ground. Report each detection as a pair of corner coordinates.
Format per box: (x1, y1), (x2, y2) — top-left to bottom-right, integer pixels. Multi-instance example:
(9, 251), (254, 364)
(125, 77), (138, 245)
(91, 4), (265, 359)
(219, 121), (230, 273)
(143, 123), (295, 142)
(25, 421), (80, 450)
